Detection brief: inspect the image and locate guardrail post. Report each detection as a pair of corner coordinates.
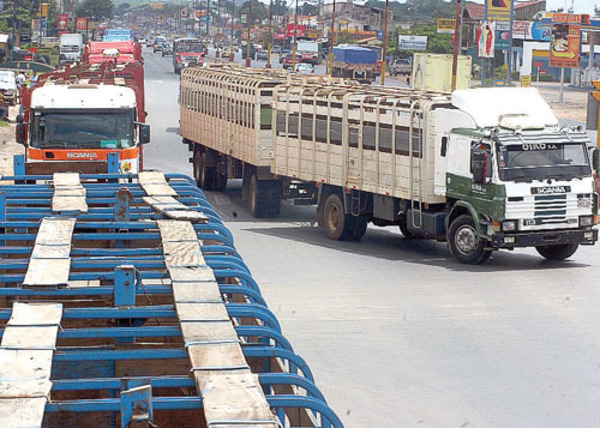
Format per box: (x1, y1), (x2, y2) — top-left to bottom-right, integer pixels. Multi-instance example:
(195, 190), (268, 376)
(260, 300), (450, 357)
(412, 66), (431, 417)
(120, 378), (153, 428)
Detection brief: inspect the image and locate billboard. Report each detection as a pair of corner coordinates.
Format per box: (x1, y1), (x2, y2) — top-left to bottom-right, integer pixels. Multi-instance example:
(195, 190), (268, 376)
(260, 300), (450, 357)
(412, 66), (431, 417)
(478, 21), (496, 58)
(76, 17), (87, 31)
(549, 16), (580, 68)
(398, 35), (427, 51)
(57, 13), (68, 29)
(437, 18), (456, 34)
(286, 24), (306, 38)
(486, 0), (512, 21)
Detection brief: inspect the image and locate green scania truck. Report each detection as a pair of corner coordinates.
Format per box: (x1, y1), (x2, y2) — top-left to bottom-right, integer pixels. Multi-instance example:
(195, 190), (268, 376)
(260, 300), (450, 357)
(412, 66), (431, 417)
(180, 66), (598, 264)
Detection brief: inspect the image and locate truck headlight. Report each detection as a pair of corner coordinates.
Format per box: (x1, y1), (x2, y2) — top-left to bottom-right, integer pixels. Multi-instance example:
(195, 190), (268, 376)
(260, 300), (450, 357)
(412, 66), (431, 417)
(502, 220), (518, 232)
(579, 215), (594, 227)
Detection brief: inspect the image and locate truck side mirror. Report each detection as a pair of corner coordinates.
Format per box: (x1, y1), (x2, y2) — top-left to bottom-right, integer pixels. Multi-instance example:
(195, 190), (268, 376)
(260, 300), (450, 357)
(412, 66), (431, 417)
(592, 147), (600, 176)
(471, 150), (488, 184)
(16, 123), (25, 145)
(139, 123), (150, 144)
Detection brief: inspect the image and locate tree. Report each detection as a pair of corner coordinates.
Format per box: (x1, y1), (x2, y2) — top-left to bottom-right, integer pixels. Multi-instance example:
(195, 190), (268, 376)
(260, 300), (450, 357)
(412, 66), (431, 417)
(77, 0), (114, 20)
(299, 2), (318, 16)
(238, 0), (268, 23)
(272, 0), (288, 16)
(115, 2), (131, 16)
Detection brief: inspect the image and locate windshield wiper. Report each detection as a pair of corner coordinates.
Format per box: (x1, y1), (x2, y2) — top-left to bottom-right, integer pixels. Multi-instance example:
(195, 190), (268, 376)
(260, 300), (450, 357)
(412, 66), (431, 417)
(546, 174), (575, 181)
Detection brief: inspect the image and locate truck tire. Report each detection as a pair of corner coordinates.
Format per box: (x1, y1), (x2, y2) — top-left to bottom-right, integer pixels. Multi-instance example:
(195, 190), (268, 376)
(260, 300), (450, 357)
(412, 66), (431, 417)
(323, 193), (356, 241)
(352, 215), (368, 240)
(535, 244), (579, 261)
(399, 222), (417, 239)
(249, 175), (282, 218)
(195, 151), (216, 190)
(448, 215), (491, 264)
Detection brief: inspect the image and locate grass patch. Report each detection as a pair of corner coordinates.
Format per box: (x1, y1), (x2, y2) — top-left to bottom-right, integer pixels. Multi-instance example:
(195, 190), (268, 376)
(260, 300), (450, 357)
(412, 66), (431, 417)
(0, 120), (11, 127)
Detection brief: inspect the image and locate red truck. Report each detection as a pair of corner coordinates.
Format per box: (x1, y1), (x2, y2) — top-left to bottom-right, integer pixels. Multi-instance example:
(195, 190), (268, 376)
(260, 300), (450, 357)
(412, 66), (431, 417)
(17, 61), (149, 174)
(84, 40), (143, 64)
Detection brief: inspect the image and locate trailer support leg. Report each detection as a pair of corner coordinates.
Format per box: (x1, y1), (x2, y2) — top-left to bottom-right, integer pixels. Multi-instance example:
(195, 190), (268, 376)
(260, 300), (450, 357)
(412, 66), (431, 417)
(114, 265), (137, 343)
(13, 155), (25, 184)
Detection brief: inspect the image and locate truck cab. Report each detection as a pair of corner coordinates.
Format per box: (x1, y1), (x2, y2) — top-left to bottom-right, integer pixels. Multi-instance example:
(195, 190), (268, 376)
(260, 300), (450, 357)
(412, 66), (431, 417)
(17, 83), (150, 174)
(59, 34), (83, 64)
(437, 88), (598, 263)
(172, 38), (204, 74)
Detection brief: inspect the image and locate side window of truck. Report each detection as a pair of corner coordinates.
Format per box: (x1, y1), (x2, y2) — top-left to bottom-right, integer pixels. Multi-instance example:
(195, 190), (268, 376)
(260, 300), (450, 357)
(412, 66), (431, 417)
(470, 142), (492, 178)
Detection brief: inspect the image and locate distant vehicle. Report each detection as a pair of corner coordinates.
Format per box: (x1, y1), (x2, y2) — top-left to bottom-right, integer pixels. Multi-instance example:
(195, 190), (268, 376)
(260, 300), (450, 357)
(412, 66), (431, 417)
(241, 44), (256, 60)
(146, 38), (152, 48)
(281, 53), (293, 69)
(172, 38), (204, 74)
(59, 33), (83, 64)
(389, 58), (412, 77)
(138, 37), (147, 45)
(153, 36), (166, 53)
(221, 47), (234, 58)
(0, 70), (18, 105)
(271, 45), (282, 55)
(297, 41), (321, 65)
(161, 41), (173, 56)
(256, 49), (268, 61)
(294, 62), (314, 74)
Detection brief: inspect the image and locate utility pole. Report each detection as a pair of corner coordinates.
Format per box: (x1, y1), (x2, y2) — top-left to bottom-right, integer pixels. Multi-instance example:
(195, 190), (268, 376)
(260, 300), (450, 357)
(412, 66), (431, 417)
(451, 0), (461, 91)
(328, 0), (336, 76)
(380, 0), (389, 85)
(229, 0), (235, 61)
(245, 0), (252, 66)
(206, 0), (211, 55)
(292, 0), (299, 70)
(10, 0), (16, 60)
(267, 0), (273, 68)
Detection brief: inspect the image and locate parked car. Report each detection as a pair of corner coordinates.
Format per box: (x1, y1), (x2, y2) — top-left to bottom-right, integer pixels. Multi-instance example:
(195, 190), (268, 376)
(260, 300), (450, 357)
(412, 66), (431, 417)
(294, 62), (314, 74)
(161, 41), (173, 56)
(221, 47), (234, 58)
(256, 49), (268, 61)
(138, 38), (147, 45)
(271, 45), (282, 55)
(153, 36), (166, 53)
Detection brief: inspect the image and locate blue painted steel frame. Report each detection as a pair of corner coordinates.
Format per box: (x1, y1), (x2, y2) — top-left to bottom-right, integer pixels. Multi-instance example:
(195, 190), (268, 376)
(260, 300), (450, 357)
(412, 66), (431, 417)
(0, 173), (343, 428)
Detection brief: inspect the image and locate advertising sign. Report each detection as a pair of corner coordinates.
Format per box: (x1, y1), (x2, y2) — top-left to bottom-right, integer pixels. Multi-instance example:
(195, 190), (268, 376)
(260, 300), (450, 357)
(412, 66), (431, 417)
(57, 13), (68, 29)
(478, 21), (496, 58)
(486, 0), (512, 21)
(549, 14), (581, 68)
(496, 29), (511, 49)
(286, 24), (306, 38)
(150, 2), (164, 10)
(437, 18), (456, 34)
(76, 17), (87, 31)
(398, 35), (427, 51)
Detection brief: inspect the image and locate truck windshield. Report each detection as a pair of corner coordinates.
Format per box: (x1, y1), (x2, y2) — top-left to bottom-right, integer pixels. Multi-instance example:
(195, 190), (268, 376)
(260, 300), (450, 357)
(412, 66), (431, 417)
(496, 142), (590, 182)
(175, 42), (202, 53)
(31, 111), (134, 149)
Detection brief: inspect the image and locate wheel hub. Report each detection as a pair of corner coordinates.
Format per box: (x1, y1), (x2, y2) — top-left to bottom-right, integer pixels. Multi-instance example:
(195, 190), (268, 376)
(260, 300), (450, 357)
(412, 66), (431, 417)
(455, 225), (478, 255)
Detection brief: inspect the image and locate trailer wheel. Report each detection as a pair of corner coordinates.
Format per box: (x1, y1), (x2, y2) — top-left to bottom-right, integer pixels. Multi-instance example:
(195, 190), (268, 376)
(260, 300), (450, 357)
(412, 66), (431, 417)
(448, 215), (491, 264)
(196, 151), (215, 190)
(535, 244), (579, 261)
(399, 222), (417, 239)
(214, 168), (228, 192)
(323, 193), (355, 241)
(249, 175), (282, 218)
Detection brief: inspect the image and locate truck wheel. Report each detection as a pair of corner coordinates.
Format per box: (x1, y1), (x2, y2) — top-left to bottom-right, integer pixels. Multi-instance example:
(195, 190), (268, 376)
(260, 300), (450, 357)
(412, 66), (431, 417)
(323, 193), (355, 240)
(249, 175), (282, 218)
(535, 244), (579, 261)
(352, 215), (368, 240)
(197, 152), (215, 190)
(448, 215), (491, 264)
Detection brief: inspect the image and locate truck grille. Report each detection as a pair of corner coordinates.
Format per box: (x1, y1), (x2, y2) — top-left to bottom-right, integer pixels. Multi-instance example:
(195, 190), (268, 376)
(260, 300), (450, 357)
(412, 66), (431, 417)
(534, 194), (567, 223)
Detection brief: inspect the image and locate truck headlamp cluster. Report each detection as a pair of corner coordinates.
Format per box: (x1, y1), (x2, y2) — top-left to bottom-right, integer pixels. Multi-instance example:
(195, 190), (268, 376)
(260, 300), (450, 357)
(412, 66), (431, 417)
(577, 198), (592, 208)
(579, 216), (594, 227)
(502, 220), (518, 232)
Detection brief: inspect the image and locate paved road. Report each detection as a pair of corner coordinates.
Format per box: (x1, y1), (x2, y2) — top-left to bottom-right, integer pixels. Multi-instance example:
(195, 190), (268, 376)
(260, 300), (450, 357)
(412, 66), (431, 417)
(143, 49), (600, 427)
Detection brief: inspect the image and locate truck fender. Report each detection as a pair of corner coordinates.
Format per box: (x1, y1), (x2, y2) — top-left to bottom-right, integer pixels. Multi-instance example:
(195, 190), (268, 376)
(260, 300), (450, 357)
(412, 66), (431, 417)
(446, 201), (485, 237)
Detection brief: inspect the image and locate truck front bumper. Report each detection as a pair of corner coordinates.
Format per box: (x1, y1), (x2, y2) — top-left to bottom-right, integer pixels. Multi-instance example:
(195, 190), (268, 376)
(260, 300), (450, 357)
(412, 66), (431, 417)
(491, 228), (598, 248)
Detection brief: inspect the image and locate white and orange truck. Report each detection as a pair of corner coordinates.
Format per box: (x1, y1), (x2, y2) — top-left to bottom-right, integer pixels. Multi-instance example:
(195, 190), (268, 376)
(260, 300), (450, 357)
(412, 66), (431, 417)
(16, 61), (149, 174)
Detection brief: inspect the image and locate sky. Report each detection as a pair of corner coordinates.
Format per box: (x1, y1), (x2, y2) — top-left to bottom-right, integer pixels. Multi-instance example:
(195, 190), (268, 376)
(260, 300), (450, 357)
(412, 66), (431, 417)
(470, 0), (597, 15)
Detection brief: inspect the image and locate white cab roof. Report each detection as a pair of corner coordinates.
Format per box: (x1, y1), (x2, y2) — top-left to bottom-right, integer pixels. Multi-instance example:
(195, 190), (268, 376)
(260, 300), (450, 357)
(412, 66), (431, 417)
(451, 87), (558, 129)
(31, 84), (136, 109)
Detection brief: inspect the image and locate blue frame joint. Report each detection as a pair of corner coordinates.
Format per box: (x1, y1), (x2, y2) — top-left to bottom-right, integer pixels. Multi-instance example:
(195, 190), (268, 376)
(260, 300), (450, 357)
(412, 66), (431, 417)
(114, 265), (136, 307)
(120, 379), (153, 428)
